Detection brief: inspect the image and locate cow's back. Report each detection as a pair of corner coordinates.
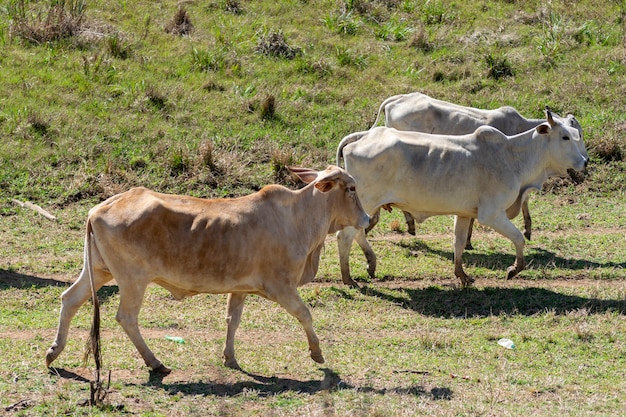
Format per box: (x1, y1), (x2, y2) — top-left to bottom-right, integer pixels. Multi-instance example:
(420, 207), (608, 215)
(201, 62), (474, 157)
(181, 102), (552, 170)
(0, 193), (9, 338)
(383, 93), (541, 136)
(385, 93), (491, 134)
(88, 187), (303, 295)
(343, 127), (519, 217)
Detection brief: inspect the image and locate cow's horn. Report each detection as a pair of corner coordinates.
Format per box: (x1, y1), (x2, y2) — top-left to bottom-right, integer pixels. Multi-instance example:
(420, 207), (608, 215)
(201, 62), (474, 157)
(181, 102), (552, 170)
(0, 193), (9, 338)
(545, 106), (556, 127)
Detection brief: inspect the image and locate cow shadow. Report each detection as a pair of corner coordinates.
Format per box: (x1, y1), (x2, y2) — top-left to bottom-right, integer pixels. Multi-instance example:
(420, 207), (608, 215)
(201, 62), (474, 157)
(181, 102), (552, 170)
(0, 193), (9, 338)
(141, 367), (452, 400)
(0, 269), (119, 301)
(396, 239), (626, 272)
(0, 269), (70, 289)
(355, 284), (626, 318)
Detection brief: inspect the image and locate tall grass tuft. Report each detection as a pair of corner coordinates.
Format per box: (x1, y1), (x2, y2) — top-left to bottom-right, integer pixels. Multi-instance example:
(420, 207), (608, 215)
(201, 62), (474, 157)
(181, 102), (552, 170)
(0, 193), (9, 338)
(536, 11), (568, 68)
(259, 94), (276, 120)
(106, 33), (132, 59)
(255, 30), (301, 59)
(164, 7), (193, 36)
(485, 53), (514, 80)
(9, 0), (86, 44)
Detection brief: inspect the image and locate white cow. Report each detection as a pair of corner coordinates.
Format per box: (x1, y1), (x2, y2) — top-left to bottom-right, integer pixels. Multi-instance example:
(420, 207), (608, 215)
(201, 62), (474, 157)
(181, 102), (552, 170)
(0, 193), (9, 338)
(336, 109), (588, 287)
(46, 166), (370, 374)
(369, 92), (585, 248)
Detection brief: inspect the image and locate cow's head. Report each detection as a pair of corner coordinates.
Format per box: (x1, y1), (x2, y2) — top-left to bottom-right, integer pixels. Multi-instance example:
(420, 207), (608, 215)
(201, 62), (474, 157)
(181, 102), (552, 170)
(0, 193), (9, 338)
(289, 166), (370, 233)
(535, 107), (588, 175)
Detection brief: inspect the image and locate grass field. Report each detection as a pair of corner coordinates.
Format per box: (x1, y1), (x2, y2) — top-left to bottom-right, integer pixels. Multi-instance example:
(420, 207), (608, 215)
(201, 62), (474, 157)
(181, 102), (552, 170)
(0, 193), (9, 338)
(1, 0), (625, 415)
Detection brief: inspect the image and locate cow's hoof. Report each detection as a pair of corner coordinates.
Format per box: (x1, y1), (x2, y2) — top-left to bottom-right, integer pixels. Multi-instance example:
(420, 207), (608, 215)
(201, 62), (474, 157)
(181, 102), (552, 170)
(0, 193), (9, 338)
(223, 358), (241, 370)
(341, 277), (360, 288)
(45, 344), (59, 368)
(459, 275), (475, 287)
(152, 364), (172, 375)
(524, 231), (532, 241)
(464, 242), (474, 251)
(407, 228), (416, 236)
(506, 266), (520, 280)
(311, 351), (325, 364)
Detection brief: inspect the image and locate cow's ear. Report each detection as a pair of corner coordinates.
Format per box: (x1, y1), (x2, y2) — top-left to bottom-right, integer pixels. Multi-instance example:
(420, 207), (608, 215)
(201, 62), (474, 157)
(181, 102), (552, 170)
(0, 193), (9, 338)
(536, 123), (550, 135)
(288, 167), (319, 184)
(315, 180), (336, 193)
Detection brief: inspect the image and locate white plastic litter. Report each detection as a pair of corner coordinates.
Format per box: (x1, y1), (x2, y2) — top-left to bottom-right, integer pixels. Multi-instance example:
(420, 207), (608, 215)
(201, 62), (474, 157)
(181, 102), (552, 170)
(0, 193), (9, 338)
(497, 338), (516, 349)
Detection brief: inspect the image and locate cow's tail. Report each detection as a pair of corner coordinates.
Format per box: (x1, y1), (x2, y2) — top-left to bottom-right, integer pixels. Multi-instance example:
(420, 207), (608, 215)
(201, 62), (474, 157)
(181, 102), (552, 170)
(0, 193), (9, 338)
(336, 131), (368, 166)
(369, 94), (402, 130)
(82, 218), (104, 398)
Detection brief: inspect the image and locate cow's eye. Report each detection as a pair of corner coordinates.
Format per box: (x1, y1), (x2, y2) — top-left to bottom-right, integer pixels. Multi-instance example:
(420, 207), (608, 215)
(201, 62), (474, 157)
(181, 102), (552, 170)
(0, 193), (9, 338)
(562, 136), (570, 140)
(347, 186), (356, 192)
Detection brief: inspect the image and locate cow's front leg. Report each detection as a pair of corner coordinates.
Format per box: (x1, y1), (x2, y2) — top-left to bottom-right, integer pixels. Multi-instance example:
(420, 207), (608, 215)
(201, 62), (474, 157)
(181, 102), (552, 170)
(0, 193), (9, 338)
(337, 226), (360, 287)
(453, 216), (475, 287)
(267, 286), (324, 364)
(479, 211), (526, 280)
(223, 293), (247, 369)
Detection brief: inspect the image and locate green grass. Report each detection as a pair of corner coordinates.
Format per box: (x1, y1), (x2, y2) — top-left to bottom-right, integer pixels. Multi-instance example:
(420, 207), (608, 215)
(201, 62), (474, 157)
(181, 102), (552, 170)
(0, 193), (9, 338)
(1, 0), (626, 415)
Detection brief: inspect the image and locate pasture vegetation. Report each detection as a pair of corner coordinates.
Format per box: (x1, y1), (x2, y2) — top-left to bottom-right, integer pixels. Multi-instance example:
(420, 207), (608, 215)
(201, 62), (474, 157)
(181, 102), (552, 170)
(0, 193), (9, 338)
(0, 0), (625, 415)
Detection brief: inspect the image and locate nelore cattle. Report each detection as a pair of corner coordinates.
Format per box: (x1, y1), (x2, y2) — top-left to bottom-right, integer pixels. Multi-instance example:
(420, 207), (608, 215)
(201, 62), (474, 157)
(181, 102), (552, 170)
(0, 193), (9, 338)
(46, 166), (370, 374)
(336, 109), (588, 287)
(368, 92), (586, 248)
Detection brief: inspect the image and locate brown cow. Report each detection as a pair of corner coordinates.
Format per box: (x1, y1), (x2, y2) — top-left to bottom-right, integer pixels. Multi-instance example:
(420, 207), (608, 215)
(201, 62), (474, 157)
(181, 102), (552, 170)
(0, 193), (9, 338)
(46, 166), (370, 374)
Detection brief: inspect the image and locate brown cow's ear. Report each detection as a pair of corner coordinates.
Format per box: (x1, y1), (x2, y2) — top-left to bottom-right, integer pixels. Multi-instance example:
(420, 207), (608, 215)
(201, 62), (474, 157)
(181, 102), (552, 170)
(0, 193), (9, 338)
(536, 123), (550, 135)
(315, 180), (335, 193)
(288, 167), (319, 184)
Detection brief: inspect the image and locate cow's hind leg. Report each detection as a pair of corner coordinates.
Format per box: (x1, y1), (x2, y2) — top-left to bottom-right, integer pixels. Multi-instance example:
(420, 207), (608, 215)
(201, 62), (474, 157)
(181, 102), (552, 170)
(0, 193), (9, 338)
(354, 228), (377, 279)
(365, 208), (380, 235)
(267, 286), (324, 364)
(522, 198), (532, 241)
(223, 293), (247, 369)
(46, 266), (112, 368)
(403, 211), (416, 235)
(115, 280), (168, 374)
(465, 218), (475, 250)
(453, 216), (475, 287)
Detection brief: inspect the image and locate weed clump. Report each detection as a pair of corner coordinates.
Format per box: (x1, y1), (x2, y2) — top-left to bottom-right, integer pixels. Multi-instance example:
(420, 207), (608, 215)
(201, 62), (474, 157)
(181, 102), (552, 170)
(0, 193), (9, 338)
(256, 30), (301, 60)
(260, 95), (276, 120)
(592, 137), (623, 162)
(485, 53), (514, 80)
(27, 113), (50, 137)
(9, 0), (86, 44)
(106, 33), (132, 59)
(271, 146), (297, 185)
(223, 0), (243, 15)
(165, 7), (193, 36)
(409, 26), (435, 52)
